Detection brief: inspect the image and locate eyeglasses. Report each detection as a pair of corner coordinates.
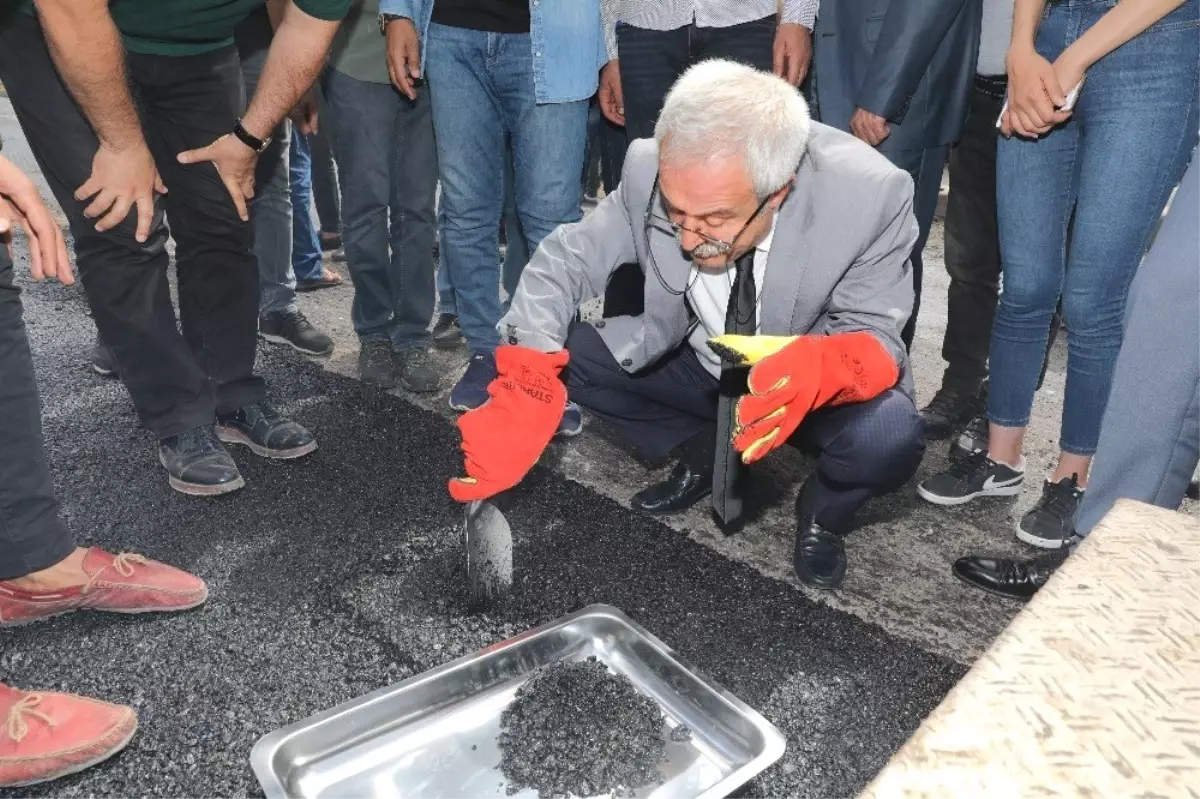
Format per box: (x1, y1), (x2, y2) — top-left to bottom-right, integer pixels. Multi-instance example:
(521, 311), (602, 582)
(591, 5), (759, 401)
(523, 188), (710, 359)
(643, 175), (773, 259)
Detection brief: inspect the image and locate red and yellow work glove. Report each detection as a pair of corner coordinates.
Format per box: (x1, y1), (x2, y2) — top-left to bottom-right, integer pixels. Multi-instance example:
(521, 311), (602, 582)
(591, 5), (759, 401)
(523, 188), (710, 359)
(448, 345), (570, 502)
(708, 331), (900, 464)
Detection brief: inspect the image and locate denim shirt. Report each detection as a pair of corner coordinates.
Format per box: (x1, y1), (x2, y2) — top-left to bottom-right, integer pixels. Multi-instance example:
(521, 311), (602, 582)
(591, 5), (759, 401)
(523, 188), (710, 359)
(379, 0), (607, 104)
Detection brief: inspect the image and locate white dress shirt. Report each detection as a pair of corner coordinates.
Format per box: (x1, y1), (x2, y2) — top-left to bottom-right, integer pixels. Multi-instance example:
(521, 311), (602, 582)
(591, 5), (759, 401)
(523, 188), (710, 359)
(601, 0), (821, 62)
(687, 220), (775, 378)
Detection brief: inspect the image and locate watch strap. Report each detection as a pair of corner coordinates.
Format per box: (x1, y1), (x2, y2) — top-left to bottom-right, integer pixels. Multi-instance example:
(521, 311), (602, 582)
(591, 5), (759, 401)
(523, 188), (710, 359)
(232, 119), (269, 153)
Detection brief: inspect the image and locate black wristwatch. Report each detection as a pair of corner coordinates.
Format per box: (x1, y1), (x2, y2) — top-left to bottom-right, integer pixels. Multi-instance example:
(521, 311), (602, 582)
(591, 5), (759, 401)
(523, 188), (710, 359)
(232, 118), (271, 153)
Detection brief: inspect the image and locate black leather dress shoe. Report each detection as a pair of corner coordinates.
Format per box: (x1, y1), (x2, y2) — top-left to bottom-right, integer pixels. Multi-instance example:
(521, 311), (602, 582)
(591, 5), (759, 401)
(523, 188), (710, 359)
(158, 425), (244, 496)
(793, 520), (847, 589)
(216, 401), (317, 460)
(952, 550), (1068, 600)
(631, 461), (712, 515)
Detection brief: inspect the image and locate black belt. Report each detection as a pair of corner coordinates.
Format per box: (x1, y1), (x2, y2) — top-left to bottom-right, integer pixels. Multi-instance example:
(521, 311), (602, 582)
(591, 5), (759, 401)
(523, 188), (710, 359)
(975, 73), (1008, 97)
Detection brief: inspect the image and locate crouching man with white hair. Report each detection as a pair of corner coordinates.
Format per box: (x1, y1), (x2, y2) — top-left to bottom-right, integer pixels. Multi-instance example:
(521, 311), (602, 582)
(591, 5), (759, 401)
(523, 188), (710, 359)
(446, 59), (924, 590)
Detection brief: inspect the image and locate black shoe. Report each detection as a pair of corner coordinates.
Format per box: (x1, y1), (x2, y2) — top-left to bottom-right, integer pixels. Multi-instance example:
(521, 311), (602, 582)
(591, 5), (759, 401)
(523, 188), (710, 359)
(919, 385), (976, 441)
(793, 520), (847, 589)
(432, 313), (463, 350)
(1018, 474), (1084, 549)
(1188, 479), (1199, 500)
(792, 481), (848, 589)
(395, 346), (440, 394)
(215, 401), (317, 460)
(449, 351), (497, 412)
(158, 425), (244, 496)
(918, 449), (1024, 506)
(359, 340), (397, 388)
(320, 232), (342, 252)
(631, 461), (712, 515)
(91, 336), (118, 378)
(952, 549), (1068, 600)
(259, 310), (334, 356)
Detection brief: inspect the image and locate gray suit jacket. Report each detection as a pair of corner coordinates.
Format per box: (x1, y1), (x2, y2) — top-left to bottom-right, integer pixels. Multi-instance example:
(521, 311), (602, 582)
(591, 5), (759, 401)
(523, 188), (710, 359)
(500, 122), (919, 396)
(813, 0), (981, 153)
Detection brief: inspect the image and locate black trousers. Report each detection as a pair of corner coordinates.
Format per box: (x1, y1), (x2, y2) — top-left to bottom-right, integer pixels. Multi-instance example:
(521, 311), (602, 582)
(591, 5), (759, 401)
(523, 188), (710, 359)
(941, 75), (1061, 395)
(565, 323), (925, 531)
(0, 247), (74, 580)
(602, 16), (776, 319)
(0, 13), (264, 440)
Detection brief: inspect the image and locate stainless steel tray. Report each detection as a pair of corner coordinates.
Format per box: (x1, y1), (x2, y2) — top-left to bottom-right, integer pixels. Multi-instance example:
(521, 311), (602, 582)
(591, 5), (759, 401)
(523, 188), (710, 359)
(250, 604), (785, 798)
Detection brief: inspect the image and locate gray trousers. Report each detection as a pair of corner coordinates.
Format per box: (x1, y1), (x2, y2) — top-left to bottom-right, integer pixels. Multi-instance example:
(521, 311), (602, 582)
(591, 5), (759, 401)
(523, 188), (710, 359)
(236, 9), (298, 316)
(1075, 152), (1200, 535)
(322, 67), (436, 347)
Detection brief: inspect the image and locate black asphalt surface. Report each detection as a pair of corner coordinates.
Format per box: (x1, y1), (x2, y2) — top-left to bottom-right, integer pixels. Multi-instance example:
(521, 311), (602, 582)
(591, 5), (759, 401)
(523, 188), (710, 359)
(0, 242), (963, 798)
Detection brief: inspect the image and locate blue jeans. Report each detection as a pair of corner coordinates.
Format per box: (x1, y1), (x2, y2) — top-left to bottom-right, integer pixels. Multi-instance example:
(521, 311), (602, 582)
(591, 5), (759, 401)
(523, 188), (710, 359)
(425, 22), (589, 352)
(323, 68), (437, 348)
(990, 0), (1199, 455)
(289, 132), (325, 285)
(1075, 151), (1199, 535)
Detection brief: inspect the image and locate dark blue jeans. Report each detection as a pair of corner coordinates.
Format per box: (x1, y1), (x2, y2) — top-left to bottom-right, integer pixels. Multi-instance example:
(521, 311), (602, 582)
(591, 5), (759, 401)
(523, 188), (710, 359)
(991, 0), (1200, 455)
(288, 132), (326, 285)
(425, 22), (589, 353)
(322, 68), (437, 348)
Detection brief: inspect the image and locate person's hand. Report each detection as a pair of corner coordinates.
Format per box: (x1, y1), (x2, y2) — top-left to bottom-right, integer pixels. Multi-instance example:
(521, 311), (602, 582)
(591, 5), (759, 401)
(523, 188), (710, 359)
(289, 89), (319, 135)
(773, 23), (812, 86)
(850, 108), (890, 146)
(386, 17), (422, 102)
(73, 141), (165, 244)
(449, 346), (570, 502)
(709, 331), (899, 464)
(177, 134), (258, 222)
(599, 60), (625, 126)
(0, 154), (73, 285)
(1001, 42), (1070, 138)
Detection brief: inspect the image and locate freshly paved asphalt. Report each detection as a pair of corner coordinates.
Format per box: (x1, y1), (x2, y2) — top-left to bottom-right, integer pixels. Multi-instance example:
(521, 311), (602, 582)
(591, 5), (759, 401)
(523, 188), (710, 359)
(0, 240), (963, 797)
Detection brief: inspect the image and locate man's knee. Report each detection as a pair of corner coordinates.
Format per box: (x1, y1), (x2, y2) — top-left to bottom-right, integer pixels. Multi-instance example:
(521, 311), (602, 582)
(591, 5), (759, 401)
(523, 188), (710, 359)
(564, 321), (623, 391)
(823, 391), (925, 490)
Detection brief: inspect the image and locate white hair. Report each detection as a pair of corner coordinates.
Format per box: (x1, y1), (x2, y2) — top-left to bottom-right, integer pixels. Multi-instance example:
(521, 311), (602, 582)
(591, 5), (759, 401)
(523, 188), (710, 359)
(654, 59), (811, 197)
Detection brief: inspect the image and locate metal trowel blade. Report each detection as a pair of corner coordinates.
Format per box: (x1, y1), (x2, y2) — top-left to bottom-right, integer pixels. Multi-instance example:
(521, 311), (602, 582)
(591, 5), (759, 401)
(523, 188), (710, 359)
(463, 499), (513, 611)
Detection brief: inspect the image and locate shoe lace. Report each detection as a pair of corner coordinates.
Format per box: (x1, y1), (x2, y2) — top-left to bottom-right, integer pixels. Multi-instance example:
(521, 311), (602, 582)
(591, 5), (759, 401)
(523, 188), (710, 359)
(961, 411), (989, 441)
(176, 425), (221, 455)
(463, 352), (494, 380)
(1034, 475), (1084, 537)
(6, 694), (55, 743)
(401, 347), (431, 368)
(282, 310), (314, 335)
(81, 552), (148, 596)
(946, 448), (993, 482)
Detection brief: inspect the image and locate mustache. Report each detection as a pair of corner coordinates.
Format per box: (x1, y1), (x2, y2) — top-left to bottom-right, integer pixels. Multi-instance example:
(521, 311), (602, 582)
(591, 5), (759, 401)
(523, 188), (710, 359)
(687, 241), (729, 260)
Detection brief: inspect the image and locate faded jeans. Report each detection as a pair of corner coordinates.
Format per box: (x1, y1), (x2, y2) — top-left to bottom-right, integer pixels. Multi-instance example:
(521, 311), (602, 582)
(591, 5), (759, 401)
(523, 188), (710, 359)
(425, 22), (588, 352)
(990, 0), (1199, 454)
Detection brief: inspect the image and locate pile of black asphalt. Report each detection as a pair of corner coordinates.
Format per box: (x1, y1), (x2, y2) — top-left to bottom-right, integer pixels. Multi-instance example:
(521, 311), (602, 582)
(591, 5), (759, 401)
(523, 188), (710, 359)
(0, 254), (963, 798)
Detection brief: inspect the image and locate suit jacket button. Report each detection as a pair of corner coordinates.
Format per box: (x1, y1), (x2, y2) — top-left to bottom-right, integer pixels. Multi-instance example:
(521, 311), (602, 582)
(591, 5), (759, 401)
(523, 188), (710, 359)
(594, 320), (606, 329)
(621, 358), (633, 367)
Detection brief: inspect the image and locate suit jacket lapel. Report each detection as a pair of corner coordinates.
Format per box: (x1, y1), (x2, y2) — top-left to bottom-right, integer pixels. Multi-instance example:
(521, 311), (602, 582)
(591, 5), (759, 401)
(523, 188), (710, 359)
(761, 159), (817, 335)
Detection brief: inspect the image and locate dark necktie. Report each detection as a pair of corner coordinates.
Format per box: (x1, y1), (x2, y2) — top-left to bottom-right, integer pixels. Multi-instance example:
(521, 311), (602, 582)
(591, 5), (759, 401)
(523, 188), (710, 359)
(712, 250), (756, 532)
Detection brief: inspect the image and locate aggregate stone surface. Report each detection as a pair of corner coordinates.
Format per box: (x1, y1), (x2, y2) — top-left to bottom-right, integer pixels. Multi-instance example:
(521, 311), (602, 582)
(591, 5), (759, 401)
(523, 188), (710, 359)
(0, 248), (963, 798)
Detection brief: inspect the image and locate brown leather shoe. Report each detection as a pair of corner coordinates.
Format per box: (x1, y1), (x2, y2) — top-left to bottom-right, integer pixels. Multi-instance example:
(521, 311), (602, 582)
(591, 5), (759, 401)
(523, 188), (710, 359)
(0, 684), (137, 787)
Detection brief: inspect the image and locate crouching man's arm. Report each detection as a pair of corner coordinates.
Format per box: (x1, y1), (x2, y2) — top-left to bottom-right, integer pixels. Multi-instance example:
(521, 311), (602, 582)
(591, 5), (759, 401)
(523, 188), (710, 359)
(449, 152), (643, 503)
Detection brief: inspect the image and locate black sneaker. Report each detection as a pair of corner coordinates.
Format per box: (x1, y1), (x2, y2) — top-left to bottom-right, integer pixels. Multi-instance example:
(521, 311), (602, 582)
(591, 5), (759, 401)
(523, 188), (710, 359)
(215, 401), (317, 460)
(395, 346), (440, 393)
(951, 411), (990, 460)
(259, 310), (334, 357)
(1018, 474), (1084, 549)
(91, 335), (118, 378)
(358, 340), (396, 388)
(919, 386), (976, 441)
(449, 351), (497, 412)
(432, 313), (463, 350)
(158, 425), (244, 496)
(917, 449), (1024, 506)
